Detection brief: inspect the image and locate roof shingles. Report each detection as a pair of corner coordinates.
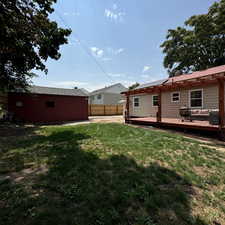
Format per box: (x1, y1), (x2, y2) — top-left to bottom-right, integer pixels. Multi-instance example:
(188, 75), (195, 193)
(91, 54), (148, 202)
(24, 86), (88, 97)
(134, 79), (168, 90)
(167, 65), (225, 83)
(130, 65), (225, 92)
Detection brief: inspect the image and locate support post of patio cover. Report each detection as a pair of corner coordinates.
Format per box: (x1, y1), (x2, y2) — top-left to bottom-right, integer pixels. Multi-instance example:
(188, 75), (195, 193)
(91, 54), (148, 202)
(218, 78), (225, 130)
(157, 91), (162, 122)
(125, 95), (130, 121)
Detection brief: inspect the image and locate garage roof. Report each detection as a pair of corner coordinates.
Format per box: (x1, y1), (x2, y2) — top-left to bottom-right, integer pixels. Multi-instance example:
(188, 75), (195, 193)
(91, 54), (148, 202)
(16, 86), (88, 97)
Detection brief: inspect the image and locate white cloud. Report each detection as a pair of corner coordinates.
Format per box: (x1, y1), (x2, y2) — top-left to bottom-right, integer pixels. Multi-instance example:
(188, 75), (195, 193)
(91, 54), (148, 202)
(102, 57), (112, 61)
(90, 47), (104, 58)
(33, 75), (137, 92)
(104, 4), (125, 23)
(68, 37), (80, 46)
(89, 46), (124, 61)
(107, 47), (124, 55)
(116, 48), (124, 54)
(141, 74), (150, 79)
(113, 3), (118, 10)
(143, 66), (151, 73)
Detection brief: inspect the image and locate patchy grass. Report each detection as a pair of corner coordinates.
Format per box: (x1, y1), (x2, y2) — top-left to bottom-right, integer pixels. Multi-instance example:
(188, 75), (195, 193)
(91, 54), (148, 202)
(0, 123), (225, 225)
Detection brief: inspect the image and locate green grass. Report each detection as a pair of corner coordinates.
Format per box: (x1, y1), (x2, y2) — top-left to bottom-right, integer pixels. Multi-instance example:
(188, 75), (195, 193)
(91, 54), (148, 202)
(0, 123), (225, 225)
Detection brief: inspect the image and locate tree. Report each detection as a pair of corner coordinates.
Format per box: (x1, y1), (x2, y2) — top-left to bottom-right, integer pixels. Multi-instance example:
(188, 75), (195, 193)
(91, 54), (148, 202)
(161, 0), (225, 77)
(0, 0), (71, 92)
(128, 82), (140, 90)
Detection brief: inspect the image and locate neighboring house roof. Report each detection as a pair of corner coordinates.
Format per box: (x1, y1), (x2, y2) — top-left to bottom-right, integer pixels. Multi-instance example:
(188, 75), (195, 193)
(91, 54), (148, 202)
(134, 79), (168, 90)
(79, 88), (89, 96)
(166, 64), (225, 84)
(15, 86), (88, 97)
(90, 83), (127, 95)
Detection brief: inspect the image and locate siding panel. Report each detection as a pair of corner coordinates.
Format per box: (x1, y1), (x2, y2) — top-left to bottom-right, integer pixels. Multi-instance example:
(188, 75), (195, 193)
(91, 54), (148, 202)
(129, 84), (220, 119)
(103, 93), (124, 105)
(162, 85), (219, 118)
(129, 94), (158, 117)
(162, 90), (188, 118)
(8, 93), (88, 123)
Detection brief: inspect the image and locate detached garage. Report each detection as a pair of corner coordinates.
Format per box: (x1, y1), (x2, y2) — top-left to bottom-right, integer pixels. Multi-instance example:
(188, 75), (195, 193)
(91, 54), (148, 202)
(8, 86), (88, 123)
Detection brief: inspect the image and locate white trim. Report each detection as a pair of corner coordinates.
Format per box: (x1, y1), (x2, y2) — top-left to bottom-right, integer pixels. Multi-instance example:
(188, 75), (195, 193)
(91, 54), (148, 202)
(133, 96), (140, 108)
(152, 95), (159, 107)
(189, 89), (203, 108)
(171, 92), (180, 103)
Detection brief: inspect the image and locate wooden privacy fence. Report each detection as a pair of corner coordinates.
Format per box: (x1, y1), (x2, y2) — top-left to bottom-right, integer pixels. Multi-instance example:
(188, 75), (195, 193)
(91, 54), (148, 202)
(89, 104), (123, 116)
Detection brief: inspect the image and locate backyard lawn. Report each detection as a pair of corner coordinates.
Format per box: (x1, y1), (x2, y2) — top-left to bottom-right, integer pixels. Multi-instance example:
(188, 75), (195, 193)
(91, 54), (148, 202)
(0, 123), (225, 225)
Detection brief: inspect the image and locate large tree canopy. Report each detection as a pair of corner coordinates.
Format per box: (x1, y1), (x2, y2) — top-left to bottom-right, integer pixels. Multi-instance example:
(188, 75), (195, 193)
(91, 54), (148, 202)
(128, 82), (140, 90)
(161, 0), (225, 77)
(0, 0), (71, 91)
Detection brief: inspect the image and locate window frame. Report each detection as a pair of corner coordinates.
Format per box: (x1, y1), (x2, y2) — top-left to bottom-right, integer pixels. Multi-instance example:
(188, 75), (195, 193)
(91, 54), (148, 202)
(46, 101), (55, 108)
(152, 95), (159, 107)
(97, 94), (102, 100)
(133, 96), (140, 108)
(189, 89), (203, 108)
(171, 92), (180, 103)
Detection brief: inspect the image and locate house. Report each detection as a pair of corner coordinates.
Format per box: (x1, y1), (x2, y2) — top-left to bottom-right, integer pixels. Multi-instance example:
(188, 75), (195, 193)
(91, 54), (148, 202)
(8, 86), (88, 123)
(122, 65), (225, 133)
(89, 83), (127, 105)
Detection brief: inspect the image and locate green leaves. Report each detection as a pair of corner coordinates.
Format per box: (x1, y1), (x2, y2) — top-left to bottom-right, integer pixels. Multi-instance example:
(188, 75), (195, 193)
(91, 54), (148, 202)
(161, 0), (225, 77)
(0, 0), (71, 92)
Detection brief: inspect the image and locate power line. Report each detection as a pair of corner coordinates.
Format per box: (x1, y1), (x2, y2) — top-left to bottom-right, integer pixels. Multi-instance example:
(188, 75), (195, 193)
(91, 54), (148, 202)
(54, 10), (115, 83)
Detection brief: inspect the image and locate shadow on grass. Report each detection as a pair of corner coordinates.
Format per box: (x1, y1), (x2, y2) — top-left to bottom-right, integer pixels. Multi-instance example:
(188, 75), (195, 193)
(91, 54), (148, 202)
(0, 129), (207, 225)
(0, 122), (40, 137)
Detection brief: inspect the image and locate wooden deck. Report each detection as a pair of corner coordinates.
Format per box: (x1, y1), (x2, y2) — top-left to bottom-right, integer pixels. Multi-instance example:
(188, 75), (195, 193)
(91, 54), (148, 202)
(127, 117), (219, 131)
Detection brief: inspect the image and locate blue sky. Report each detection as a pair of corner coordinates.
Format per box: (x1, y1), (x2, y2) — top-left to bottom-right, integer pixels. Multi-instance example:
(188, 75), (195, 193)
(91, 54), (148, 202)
(33, 0), (216, 91)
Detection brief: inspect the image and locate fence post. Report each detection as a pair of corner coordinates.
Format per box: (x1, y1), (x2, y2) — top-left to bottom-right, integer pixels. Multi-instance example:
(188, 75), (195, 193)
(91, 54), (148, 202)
(116, 105), (118, 115)
(104, 105), (106, 116)
(89, 105), (91, 116)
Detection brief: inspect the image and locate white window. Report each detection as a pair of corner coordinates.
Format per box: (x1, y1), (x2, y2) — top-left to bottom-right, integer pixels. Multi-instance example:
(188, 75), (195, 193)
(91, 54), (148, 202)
(133, 97), (140, 108)
(171, 92), (180, 102)
(189, 89), (203, 108)
(97, 94), (102, 100)
(152, 95), (159, 107)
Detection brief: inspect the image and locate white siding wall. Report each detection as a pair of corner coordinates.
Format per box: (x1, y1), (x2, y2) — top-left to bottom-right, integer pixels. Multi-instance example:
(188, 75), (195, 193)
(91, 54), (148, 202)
(90, 93), (124, 105)
(162, 85), (218, 118)
(129, 84), (220, 118)
(129, 94), (158, 117)
(103, 93), (124, 105)
(90, 94), (104, 104)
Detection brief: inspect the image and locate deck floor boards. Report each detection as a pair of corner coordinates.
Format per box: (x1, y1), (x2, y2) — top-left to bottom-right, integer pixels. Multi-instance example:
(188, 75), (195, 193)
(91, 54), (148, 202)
(128, 117), (219, 131)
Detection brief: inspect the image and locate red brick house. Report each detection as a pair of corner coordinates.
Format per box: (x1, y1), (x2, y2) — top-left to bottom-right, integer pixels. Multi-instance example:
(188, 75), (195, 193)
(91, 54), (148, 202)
(8, 86), (88, 123)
